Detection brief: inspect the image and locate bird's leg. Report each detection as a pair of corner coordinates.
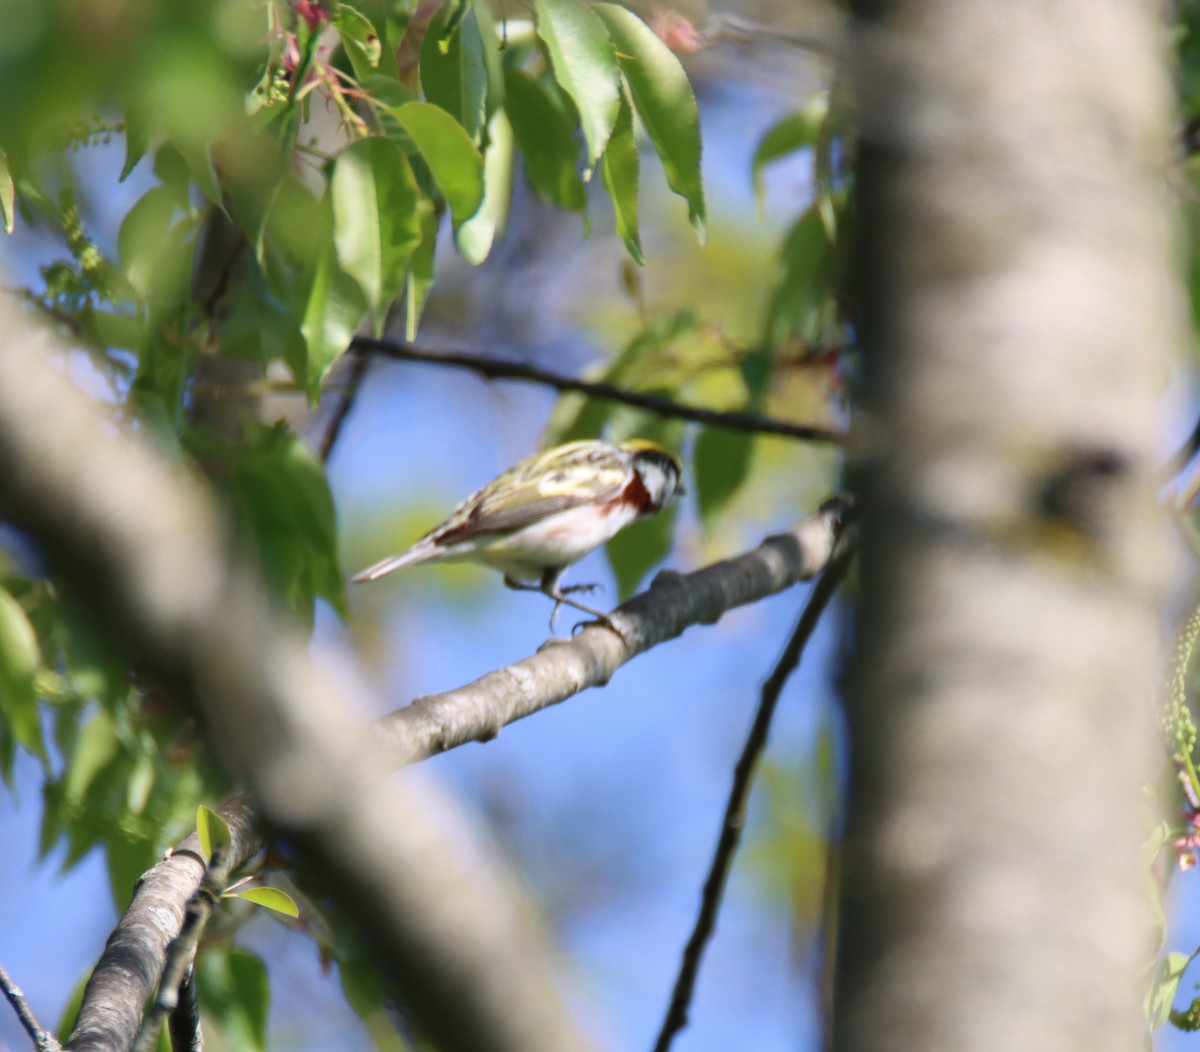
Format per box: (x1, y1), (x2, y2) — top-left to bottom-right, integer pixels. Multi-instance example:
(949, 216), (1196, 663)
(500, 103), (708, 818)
(503, 572), (621, 637)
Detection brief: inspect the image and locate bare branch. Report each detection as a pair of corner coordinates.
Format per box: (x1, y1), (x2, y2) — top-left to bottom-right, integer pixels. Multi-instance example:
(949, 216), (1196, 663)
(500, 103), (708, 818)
(0, 962), (62, 1052)
(351, 336), (851, 447)
(132, 848), (230, 1052)
(375, 497), (854, 766)
(653, 545), (855, 1052)
(317, 351), (372, 463)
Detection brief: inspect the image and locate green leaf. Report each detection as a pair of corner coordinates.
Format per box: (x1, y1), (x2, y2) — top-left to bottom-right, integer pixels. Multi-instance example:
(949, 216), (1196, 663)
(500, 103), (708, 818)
(197, 948), (270, 1052)
(405, 202), (439, 339)
(393, 101), (485, 226)
(694, 427), (756, 525)
(226, 885), (300, 918)
(0, 149), (14, 234)
(334, 4), (383, 80)
(301, 230), (368, 403)
(534, 0), (621, 172)
(593, 4), (705, 239)
(63, 710), (118, 805)
(455, 109), (514, 265)
(0, 587), (43, 769)
(764, 205), (833, 346)
(503, 68), (586, 212)
(599, 91), (641, 263)
(117, 187), (196, 305)
(194, 423), (348, 622)
(751, 97), (826, 207)
(121, 104), (152, 181)
(196, 805), (232, 861)
(332, 137), (422, 334)
(1147, 952), (1193, 1029)
(420, 2), (489, 144)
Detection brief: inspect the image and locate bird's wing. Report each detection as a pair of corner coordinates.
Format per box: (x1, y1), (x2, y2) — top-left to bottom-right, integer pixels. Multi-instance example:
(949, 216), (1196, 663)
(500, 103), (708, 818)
(438, 444), (633, 541)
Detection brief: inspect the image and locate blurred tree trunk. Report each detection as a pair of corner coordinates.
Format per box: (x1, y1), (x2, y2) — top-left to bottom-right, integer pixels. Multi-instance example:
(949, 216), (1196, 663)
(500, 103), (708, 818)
(835, 3), (1181, 1050)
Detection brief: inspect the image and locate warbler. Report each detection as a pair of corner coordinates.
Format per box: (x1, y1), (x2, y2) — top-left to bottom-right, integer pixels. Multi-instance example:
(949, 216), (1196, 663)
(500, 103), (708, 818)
(352, 439), (683, 629)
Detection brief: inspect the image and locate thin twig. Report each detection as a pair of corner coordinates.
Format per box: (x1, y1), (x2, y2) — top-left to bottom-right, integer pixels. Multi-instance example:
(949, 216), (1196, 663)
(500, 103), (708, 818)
(132, 848), (231, 1052)
(350, 336), (851, 447)
(652, 545), (855, 1052)
(0, 961), (62, 1052)
(318, 350), (372, 463)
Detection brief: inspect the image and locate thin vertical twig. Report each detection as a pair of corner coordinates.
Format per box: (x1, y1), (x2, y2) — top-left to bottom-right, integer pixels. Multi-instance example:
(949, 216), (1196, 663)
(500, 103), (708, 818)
(0, 961), (62, 1052)
(652, 548), (854, 1052)
(317, 351), (372, 464)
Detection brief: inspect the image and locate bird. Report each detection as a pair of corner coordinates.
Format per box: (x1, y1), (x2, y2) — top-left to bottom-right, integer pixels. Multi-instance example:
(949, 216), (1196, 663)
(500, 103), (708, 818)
(351, 438), (683, 631)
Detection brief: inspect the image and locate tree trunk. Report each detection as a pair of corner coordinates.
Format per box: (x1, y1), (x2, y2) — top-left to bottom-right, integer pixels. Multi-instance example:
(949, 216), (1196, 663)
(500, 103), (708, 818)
(835, 3), (1181, 1050)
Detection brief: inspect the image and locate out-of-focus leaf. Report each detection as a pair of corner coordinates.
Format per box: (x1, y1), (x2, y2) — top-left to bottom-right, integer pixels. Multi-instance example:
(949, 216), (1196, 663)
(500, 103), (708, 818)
(197, 947), (270, 1052)
(393, 101), (484, 226)
(694, 427), (757, 526)
(606, 500), (678, 601)
(0, 587), (42, 772)
(593, 4), (705, 239)
(405, 202), (439, 339)
(455, 109), (514, 264)
(332, 137), (422, 333)
(0, 149), (14, 234)
(534, 0), (620, 171)
(420, 3), (488, 143)
(472, 0), (506, 119)
(751, 95), (827, 207)
(1147, 952), (1193, 1029)
(197, 804), (232, 861)
(301, 233), (368, 403)
(227, 885), (300, 918)
(600, 91), (641, 263)
(335, 4), (383, 80)
(63, 709), (118, 805)
(764, 205), (832, 346)
(195, 423), (348, 622)
(105, 831), (159, 911)
(117, 187), (196, 305)
(503, 68), (586, 212)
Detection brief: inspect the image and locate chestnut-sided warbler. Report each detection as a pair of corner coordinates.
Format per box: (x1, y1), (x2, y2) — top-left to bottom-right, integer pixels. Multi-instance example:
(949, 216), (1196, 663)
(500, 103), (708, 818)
(352, 439), (683, 628)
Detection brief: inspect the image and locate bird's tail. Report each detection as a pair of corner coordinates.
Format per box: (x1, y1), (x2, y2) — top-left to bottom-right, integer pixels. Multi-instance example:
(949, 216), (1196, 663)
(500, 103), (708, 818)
(351, 540), (437, 583)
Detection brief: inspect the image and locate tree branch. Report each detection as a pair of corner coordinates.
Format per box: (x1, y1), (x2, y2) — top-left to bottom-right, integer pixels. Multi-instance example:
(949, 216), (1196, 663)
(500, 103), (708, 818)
(0, 962), (62, 1052)
(350, 336), (851, 446)
(653, 545), (855, 1052)
(132, 848), (231, 1052)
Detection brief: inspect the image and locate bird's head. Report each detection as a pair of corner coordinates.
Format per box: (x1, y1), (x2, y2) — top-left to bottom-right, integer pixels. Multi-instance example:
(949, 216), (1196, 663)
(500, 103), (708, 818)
(623, 440), (684, 512)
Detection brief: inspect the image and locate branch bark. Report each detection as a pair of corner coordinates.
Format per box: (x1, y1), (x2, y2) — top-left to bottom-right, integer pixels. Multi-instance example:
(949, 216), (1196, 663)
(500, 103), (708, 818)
(835, 3), (1181, 1050)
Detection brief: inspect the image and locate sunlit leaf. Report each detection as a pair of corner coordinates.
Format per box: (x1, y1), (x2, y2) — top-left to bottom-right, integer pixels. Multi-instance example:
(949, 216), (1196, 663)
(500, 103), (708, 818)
(0, 150), (14, 234)
(405, 202), (439, 339)
(334, 4), (383, 81)
(226, 885), (300, 918)
(393, 101), (484, 226)
(534, 0), (621, 172)
(593, 4), (705, 239)
(600, 91), (641, 263)
(0, 587), (43, 770)
(332, 137), (422, 334)
(301, 231), (368, 403)
(504, 68), (586, 212)
(197, 804), (232, 861)
(455, 109), (514, 264)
